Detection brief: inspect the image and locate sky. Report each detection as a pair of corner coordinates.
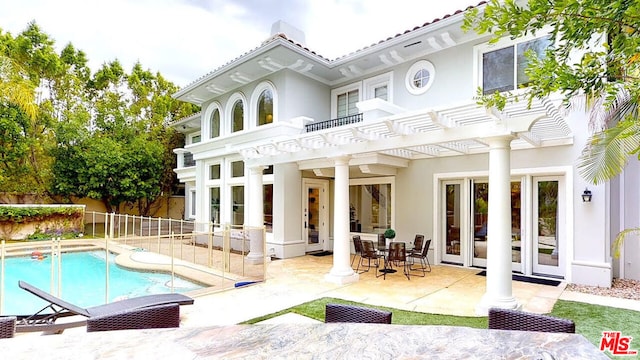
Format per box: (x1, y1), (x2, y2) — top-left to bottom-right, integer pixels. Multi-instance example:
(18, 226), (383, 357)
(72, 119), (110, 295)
(0, 0), (481, 88)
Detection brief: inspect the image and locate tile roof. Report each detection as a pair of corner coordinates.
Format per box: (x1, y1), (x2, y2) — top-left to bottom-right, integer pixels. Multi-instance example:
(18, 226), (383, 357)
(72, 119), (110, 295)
(177, 1), (487, 95)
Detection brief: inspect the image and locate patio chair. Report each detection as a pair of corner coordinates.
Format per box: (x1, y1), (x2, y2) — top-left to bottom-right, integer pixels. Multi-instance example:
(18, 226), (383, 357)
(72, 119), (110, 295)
(408, 239), (432, 276)
(0, 316), (16, 339)
(380, 242), (410, 280)
(351, 235), (362, 267)
(86, 303), (180, 332)
(488, 308), (575, 333)
(325, 303), (392, 324)
(357, 240), (382, 273)
(14, 280), (194, 333)
(409, 234), (425, 256)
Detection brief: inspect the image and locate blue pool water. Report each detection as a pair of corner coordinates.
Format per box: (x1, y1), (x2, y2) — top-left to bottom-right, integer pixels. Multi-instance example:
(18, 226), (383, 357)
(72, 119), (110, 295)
(1, 251), (203, 315)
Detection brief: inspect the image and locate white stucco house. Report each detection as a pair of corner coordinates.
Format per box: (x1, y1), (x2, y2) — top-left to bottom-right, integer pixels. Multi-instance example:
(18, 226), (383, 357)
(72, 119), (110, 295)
(170, 2), (640, 312)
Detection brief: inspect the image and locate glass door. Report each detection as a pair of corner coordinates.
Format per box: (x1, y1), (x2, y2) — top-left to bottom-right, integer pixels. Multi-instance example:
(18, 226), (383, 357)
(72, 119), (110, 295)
(472, 180), (523, 272)
(442, 181), (463, 264)
(472, 181), (489, 267)
(532, 177), (565, 277)
(303, 179), (329, 253)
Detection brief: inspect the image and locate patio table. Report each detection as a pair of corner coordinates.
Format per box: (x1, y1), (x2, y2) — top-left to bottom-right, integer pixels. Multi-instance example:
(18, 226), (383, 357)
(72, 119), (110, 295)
(0, 322), (608, 359)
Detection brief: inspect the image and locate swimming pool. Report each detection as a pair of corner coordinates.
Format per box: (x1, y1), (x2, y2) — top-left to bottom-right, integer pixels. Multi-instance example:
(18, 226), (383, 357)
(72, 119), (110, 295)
(1, 250), (203, 315)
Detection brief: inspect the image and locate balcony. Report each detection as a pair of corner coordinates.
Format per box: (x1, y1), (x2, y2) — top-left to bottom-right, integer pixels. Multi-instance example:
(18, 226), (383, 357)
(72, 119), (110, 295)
(305, 113), (363, 132)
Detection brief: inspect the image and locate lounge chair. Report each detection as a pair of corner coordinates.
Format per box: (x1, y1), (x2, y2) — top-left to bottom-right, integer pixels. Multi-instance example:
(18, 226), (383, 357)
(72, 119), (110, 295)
(14, 280), (194, 333)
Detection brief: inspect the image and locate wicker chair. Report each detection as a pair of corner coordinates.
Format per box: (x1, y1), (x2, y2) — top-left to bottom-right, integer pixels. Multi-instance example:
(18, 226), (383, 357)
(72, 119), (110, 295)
(325, 304), (392, 324)
(87, 303), (180, 332)
(488, 308), (575, 333)
(0, 316), (16, 339)
(408, 239), (432, 276)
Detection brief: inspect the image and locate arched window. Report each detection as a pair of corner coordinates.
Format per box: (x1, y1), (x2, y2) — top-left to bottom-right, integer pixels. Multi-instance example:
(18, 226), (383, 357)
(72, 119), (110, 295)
(210, 108), (220, 139)
(257, 89), (273, 126)
(232, 100), (244, 132)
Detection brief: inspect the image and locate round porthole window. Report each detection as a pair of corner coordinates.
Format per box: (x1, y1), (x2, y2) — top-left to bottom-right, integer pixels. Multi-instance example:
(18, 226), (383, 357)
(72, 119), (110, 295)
(405, 60), (435, 95)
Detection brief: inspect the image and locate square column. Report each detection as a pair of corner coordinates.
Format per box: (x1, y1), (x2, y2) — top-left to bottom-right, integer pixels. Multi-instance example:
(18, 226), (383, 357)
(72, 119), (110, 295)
(325, 157), (359, 284)
(476, 136), (520, 315)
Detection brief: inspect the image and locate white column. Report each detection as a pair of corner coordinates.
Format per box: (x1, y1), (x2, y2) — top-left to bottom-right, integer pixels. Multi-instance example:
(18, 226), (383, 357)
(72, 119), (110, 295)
(476, 136), (520, 315)
(325, 157), (359, 284)
(246, 166), (265, 264)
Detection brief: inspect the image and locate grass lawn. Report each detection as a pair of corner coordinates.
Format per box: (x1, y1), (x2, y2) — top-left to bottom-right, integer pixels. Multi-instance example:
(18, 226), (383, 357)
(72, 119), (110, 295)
(243, 297), (640, 356)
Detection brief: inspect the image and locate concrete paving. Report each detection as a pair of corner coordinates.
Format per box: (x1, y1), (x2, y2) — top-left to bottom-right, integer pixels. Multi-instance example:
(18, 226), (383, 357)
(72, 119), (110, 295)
(179, 254), (576, 327)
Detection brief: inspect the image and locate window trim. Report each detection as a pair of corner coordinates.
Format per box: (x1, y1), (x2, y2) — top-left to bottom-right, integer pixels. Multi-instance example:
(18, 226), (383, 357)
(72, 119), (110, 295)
(473, 31), (552, 95)
(405, 60), (436, 95)
(363, 71), (393, 102)
(251, 81), (277, 128)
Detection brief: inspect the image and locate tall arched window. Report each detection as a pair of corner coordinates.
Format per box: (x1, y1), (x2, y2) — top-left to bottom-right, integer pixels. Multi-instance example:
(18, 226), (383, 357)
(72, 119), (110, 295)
(232, 100), (244, 132)
(257, 89), (273, 126)
(210, 108), (220, 139)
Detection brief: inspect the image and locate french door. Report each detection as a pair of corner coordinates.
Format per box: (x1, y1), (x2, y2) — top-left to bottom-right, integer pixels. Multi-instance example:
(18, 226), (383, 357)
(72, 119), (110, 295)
(302, 179), (329, 253)
(532, 177), (565, 277)
(442, 181), (463, 264)
(471, 180), (523, 272)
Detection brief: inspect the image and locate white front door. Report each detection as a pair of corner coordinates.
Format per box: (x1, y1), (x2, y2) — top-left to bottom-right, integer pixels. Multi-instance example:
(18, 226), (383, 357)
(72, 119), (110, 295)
(303, 179), (329, 253)
(532, 177), (565, 278)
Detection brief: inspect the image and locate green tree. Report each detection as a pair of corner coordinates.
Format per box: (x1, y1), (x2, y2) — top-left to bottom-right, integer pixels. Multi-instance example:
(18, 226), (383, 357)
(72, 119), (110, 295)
(2, 21), (198, 213)
(464, 0), (640, 183)
(464, 0), (640, 253)
(51, 59), (196, 214)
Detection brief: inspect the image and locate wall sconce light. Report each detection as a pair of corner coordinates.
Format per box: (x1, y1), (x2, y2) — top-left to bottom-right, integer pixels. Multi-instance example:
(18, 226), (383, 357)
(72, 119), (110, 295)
(582, 188), (592, 203)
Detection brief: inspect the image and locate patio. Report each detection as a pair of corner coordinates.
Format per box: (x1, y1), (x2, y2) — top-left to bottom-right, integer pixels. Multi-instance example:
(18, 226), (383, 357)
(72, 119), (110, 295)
(178, 253), (565, 327)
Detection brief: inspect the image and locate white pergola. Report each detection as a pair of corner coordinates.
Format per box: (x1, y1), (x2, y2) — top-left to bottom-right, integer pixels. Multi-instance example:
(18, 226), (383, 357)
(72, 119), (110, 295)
(239, 96), (572, 314)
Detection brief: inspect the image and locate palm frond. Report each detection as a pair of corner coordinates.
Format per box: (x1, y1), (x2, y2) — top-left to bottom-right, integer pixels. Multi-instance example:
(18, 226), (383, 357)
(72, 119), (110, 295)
(578, 119), (640, 184)
(612, 228), (640, 258)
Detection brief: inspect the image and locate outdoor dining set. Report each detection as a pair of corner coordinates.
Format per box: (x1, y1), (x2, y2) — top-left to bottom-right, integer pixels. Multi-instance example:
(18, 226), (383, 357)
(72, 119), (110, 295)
(351, 234), (431, 280)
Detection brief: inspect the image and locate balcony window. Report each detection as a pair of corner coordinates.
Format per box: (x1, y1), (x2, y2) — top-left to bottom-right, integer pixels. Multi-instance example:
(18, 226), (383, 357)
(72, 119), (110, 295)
(481, 35), (551, 95)
(337, 89), (359, 117)
(374, 85), (388, 100)
(257, 89), (273, 126)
